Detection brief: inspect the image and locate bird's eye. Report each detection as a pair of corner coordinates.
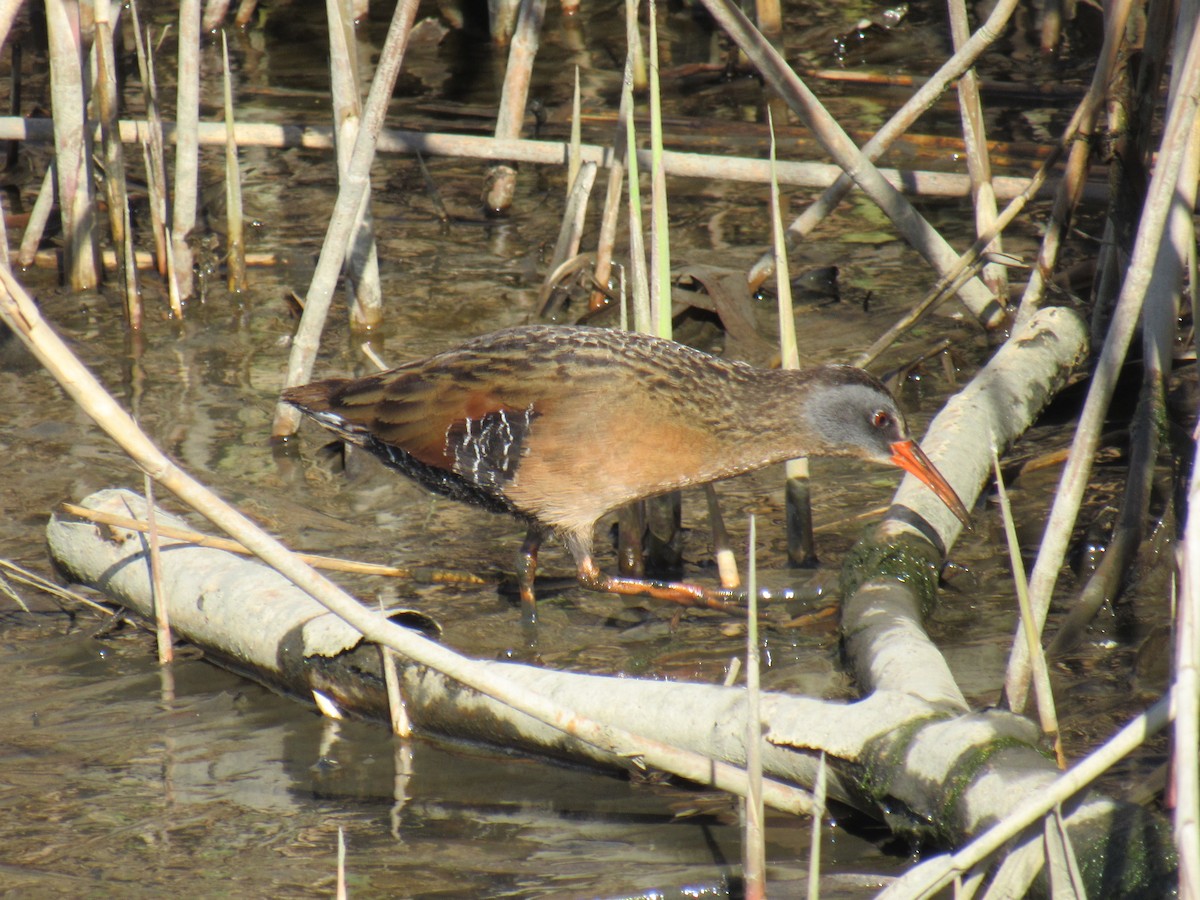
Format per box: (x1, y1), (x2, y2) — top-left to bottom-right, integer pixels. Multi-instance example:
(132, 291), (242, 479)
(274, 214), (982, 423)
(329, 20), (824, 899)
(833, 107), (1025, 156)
(871, 410), (891, 429)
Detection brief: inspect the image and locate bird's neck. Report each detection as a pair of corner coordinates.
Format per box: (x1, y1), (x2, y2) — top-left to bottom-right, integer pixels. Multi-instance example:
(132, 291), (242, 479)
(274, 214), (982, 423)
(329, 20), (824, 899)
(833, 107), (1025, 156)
(697, 367), (829, 477)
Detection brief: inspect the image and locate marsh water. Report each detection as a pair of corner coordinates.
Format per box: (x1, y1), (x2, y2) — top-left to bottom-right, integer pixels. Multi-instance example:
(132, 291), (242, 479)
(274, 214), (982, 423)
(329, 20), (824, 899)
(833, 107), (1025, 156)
(0, 0), (1177, 895)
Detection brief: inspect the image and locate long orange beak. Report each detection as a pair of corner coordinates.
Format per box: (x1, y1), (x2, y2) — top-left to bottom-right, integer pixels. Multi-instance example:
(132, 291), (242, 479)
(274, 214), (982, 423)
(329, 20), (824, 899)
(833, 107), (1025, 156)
(889, 439), (971, 526)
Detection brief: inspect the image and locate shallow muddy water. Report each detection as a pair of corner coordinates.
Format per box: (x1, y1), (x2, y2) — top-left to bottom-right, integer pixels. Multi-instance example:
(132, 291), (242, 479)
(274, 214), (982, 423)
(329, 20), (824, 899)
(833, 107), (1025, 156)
(0, 0), (1177, 895)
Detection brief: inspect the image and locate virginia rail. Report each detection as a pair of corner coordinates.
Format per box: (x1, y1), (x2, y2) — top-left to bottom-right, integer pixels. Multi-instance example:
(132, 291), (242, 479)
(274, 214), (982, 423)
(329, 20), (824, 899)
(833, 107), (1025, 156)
(282, 324), (970, 614)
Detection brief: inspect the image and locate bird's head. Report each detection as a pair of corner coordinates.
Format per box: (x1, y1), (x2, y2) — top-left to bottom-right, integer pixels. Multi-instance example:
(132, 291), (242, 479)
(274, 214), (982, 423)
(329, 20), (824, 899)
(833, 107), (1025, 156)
(802, 366), (971, 525)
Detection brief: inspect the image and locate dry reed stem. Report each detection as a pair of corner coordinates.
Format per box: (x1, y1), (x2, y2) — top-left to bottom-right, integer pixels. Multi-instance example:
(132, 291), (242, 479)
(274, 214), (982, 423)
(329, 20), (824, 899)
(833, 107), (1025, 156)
(489, 0), (522, 44)
(0, 1), (20, 47)
(273, 0), (421, 440)
(754, 0), (780, 37)
(58, 501), (489, 584)
(647, 0), (671, 338)
(0, 266), (816, 818)
(379, 594), (413, 738)
(567, 66), (581, 196)
(769, 110), (815, 568)
(1177, 433), (1200, 897)
(1003, 4), (1200, 712)
(992, 448), (1061, 762)
(806, 753), (826, 900)
(25, 247), (281, 271)
(948, 0), (1007, 305)
(129, 2), (173, 283)
(745, 0), (1020, 299)
(171, 0), (201, 300)
(543, 161), (596, 288)
(587, 55), (633, 311)
(16, 167), (54, 266)
(697, 0), (999, 324)
(621, 24), (651, 334)
(202, 0), (232, 32)
(485, 0), (546, 213)
(93, 0), (140, 326)
(46, 0), (99, 290)
(742, 516), (765, 899)
(221, 31), (248, 293)
(1040, 0), (1068, 53)
(141, 474), (174, 665)
(327, 0), (382, 330)
(0, 114), (1093, 201)
(703, 484), (740, 589)
(0, 558), (112, 616)
(1013, 0), (1135, 327)
(234, 0), (258, 28)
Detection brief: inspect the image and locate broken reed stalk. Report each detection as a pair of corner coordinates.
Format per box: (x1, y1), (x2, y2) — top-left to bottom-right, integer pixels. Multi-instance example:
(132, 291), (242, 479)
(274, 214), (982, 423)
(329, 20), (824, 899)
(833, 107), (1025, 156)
(0, 114), (1089, 201)
(647, 0), (670, 338)
(642, 0), (683, 576)
(1003, 9), (1200, 713)
(697, 0), (999, 325)
(1177, 428), (1200, 896)
(379, 596), (412, 737)
(24, 247), (281, 272)
(202, 0), (232, 32)
(221, 31), (247, 293)
(947, 0), (1007, 305)
(567, 66), (581, 197)
(143, 474), (174, 665)
(621, 23), (650, 335)
(703, 484), (740, 588)
(57, 501), (490, 584)
(484, 0), (547, 213)
(1013, 0), (1135, 327)
(768, 110), (815, 568)
(0, 266), (815, 818)
(129, 0), (175, 285)
(273, 0), (421, 441)
(171, 0), (201, 301)
(94, 0), (141, 327)
(542, 161), (596, 287)
(806, 753), (825, 900)
(742, 515), (765, 899)
(234, 0), (259, 28)
(744, 0), (1020, 304)
(588, 54), (633, 311)
(327, 0), (382, 330)
(16, 167), (53, 266)
(1039, 0), (1067, 53)
(754, 0), (780, 37)
(46, 0), (99, 290)
(991, 448), (1062, 766)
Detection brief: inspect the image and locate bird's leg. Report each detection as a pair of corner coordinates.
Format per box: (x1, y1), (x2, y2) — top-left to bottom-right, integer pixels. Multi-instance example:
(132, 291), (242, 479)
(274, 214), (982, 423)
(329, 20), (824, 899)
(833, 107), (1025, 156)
(557, 524), (742, 615)
(515, 525), (545, 623)
(573, 556), (741, 612)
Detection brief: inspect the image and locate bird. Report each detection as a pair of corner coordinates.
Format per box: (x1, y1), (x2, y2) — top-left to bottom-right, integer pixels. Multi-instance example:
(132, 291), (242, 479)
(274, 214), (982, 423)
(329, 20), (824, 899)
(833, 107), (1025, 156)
(282, 324), (970, 616)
